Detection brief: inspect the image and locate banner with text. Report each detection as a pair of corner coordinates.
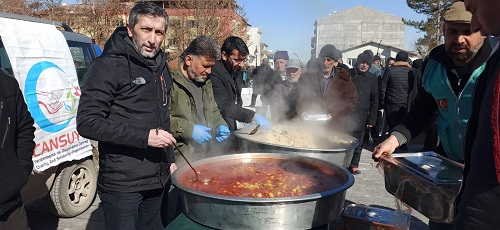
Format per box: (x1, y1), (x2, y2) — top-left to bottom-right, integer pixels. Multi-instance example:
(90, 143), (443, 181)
(0, 17), (92, 172)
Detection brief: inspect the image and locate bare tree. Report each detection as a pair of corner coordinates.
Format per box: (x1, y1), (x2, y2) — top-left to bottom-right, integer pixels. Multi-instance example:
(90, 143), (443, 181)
(71, 0), (131, 46)
(3, 0), (248, 64)
(0, 0), (35, 15)
(166, 0), (248, 61)
(33, 0), (130, 46)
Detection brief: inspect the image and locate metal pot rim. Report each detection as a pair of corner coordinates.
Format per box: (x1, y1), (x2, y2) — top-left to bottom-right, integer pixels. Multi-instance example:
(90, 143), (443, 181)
(234, 129), (359, 152)
(172, 153), (355, 203)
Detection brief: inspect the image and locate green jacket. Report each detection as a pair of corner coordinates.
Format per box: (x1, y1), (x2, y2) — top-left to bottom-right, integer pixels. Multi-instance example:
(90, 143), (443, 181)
(422, 59), (485, 161)
(169, 68), (227, 154)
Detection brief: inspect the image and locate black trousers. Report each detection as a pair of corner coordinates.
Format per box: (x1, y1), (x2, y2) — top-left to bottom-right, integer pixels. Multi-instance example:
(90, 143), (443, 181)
(385, 104), (407, 131)
(0, 201), (29, 230)
(250, 94), (258, 106)
(454, 185), (500, 230)
(349, 128), (366, 169)
(98, 186), (170, 230)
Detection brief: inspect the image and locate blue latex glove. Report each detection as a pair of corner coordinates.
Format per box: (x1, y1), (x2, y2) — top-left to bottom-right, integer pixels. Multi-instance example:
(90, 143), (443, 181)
(191, 125), (212, 144)
(254, 114), (271, 130)
(215, 125), (230, 142)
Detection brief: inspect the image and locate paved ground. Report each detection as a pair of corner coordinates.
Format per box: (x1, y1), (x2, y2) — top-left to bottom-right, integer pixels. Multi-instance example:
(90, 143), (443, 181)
(26, 89), (430, 229)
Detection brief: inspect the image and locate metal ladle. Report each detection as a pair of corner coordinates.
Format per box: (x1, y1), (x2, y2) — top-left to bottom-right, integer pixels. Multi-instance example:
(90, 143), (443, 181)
(173, 143), (212, 184)
(249, 124), (260, 135)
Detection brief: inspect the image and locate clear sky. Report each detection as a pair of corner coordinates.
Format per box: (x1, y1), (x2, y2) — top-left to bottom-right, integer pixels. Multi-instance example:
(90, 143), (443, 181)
(236, 0), (426, 62)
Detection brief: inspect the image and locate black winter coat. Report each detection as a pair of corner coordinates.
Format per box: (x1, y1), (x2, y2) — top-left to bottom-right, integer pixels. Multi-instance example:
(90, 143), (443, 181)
(210, 61), (255, 131)
(76, 27), (174, 193)
(351, 69), (379, 131)
(251, 64), (272, 89)
(454, 43), (500, 229)
(0, 73), (35, 215)
(380, 61), (420, 108)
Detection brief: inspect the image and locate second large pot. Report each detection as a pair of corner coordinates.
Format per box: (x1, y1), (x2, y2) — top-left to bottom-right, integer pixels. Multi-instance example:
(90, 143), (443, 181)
(234, 124), (359, 168)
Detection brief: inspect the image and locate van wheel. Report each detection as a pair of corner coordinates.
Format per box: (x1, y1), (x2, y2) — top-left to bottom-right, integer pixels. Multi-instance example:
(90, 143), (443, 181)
(48, 158), (97, 217)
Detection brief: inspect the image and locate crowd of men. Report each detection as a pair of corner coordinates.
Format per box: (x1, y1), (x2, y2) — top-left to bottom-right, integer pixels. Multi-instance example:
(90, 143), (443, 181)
(2, 0), (500, 229)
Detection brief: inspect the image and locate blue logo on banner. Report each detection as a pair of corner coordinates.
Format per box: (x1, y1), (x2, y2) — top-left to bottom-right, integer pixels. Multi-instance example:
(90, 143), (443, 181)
(24, 61), (73, 133)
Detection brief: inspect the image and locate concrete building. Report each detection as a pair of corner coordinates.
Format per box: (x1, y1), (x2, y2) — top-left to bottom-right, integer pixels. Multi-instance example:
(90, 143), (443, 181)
(341, 41), (419, 67)
(311, 6), (405, 59)
(246, 27), (263, 68)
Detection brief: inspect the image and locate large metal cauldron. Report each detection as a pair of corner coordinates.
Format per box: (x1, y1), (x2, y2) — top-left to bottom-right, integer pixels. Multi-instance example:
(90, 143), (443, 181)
(234, 124), (359, 168)
(171, 153), (354, 230)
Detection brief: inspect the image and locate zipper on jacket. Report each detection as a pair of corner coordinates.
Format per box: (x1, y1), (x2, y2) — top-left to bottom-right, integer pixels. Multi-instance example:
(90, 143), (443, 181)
(0, 101), (3, 122)
(2, 117), (10, 149)
(160, 75), (166, 105)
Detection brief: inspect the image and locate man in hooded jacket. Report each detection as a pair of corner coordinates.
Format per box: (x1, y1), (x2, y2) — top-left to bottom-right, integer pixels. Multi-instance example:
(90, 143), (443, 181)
(348, 53), (378, 175)
(77, 2), (176, 229)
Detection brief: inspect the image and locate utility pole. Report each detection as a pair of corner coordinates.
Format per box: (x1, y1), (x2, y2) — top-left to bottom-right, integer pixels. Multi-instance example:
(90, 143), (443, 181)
(292, 52), (303, 67)
(360, 21), (363, 44)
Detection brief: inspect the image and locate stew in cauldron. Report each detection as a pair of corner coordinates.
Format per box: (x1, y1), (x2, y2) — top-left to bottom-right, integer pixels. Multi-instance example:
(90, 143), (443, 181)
(177, 157), (345, 198)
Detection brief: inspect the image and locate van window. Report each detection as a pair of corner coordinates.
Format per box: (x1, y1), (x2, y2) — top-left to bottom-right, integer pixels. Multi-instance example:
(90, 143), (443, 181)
(67, 40), (94, 86)
(0, 39), (14, 76)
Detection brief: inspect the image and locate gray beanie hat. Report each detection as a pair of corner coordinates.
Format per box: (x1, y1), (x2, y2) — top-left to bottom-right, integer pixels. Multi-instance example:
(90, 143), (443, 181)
(319, 44), (342, 61)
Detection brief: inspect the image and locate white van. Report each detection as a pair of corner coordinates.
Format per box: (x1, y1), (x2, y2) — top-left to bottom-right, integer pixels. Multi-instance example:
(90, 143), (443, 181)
(0, 12), (98, 217)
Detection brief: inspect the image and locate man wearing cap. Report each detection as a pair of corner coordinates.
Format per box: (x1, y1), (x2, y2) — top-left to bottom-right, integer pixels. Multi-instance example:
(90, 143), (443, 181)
(295, 44), (357, 132)
(364, 50), (383, 78)
(452, 0), (500, 229)
(263, 51), (288, 119)
(373, 55), (382, 69)
(347, 53), (379, 175)
(273, 58), (302, 121)
(373, 2), (491, 228)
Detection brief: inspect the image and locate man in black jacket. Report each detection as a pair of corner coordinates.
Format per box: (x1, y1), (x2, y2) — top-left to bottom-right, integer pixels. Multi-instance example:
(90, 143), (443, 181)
(211, 36), (270, 134)
(0, 72), (35, 230)
(249, 58), (272, 108)
(453, 0), (500, 229)
(379, 51), (420, 131)
(76, 2), (176, 229)
(348, 53), (378, 175)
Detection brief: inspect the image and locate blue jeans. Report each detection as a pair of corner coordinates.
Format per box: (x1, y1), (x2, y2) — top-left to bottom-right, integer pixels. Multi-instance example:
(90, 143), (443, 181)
(99, 187), (169, 230)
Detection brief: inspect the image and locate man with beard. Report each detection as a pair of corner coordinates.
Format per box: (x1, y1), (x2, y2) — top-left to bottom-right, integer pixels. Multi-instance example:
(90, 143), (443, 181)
(169, 36), (229, 161)
(451, 0), (500, 229)
(348, 53), (378, 175)
(77, 2), (176, 229)
(295, 44), (357, 132)
(211, 37), (271, 146)
(166, 36), (230, 224)
(373, 2), (490, 229)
